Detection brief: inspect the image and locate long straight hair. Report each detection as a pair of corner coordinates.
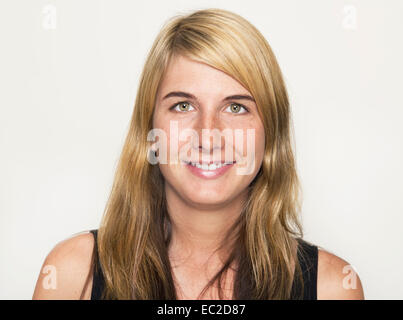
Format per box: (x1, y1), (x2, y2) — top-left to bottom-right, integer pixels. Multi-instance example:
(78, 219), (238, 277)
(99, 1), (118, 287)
(94, 8), (305, 299)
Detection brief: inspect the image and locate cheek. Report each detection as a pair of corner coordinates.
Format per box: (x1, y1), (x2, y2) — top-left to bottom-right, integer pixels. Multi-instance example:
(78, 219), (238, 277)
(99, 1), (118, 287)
(239, 125), (265, 157)
(256, 127), (265, 158)
(239, 125), (265, 176)
(255, 128), (265, 172)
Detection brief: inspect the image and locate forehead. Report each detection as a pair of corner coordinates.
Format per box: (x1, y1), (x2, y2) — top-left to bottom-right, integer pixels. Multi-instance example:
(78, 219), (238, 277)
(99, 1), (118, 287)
(157, 55), (251, 99)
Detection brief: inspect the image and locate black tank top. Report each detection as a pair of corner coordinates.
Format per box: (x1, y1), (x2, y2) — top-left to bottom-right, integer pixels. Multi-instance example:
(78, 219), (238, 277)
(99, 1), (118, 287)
(89, 229), (318, 300)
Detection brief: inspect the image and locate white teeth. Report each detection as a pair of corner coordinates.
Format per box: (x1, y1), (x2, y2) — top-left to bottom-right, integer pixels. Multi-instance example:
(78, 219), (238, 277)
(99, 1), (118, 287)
(208, 163), (217, 170)
(189, 162), (234, 170)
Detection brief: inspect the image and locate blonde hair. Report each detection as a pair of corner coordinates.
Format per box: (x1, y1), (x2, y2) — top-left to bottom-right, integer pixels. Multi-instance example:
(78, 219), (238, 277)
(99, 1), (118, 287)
(93, 8), (304, 299)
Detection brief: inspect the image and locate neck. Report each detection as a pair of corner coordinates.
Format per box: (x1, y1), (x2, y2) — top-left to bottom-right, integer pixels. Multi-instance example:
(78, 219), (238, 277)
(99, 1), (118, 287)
(165, 184), (247, 267)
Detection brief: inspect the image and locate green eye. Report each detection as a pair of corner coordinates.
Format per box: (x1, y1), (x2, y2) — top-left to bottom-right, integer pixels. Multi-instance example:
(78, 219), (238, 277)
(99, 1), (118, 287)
(178, 102), (189, 111)
(170, 102), (249, 114)
(171, 102), (194, 112)
(227, 103), (248, 114)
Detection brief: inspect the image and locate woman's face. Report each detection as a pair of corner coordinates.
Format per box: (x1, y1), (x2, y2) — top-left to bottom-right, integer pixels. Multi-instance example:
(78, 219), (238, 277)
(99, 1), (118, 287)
(152, 54), (265, 208)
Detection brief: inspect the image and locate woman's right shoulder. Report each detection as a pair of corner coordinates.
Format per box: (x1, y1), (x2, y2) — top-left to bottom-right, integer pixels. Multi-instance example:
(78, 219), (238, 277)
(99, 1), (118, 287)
(32, 230), (97, 300)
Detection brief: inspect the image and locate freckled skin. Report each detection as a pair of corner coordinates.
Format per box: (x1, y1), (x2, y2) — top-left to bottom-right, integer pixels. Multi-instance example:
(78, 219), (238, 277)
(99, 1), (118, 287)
(153, 54), (265, 209)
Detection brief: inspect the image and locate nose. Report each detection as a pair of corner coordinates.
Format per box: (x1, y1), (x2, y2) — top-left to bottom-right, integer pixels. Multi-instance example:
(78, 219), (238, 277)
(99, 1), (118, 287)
(193, 109), (224, 155)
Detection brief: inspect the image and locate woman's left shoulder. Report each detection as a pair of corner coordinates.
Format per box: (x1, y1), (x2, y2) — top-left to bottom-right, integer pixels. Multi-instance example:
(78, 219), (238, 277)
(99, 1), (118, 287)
(317, 247), (365, 300)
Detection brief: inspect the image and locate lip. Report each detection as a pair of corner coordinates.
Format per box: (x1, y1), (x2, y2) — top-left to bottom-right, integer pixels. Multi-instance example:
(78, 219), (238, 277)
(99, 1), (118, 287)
(183, 161), (236, 180)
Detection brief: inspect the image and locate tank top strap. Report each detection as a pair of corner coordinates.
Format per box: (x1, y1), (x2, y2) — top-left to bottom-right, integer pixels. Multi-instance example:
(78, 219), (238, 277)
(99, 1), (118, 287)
(88, 230), (318, 300)
(291, 238), (318, 299)
(89, 229), (105, 300)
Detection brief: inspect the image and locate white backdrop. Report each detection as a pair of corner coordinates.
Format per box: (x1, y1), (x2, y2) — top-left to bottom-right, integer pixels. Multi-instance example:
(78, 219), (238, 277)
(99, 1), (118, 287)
(1, 0), (402, 299)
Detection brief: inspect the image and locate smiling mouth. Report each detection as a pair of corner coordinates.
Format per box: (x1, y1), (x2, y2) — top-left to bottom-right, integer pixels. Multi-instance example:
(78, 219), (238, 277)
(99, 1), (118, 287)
(182, 161), (236, 171)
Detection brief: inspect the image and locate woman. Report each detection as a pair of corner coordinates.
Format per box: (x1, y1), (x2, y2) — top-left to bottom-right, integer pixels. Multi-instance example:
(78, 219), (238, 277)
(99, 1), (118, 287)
(33, 8), (364, 300)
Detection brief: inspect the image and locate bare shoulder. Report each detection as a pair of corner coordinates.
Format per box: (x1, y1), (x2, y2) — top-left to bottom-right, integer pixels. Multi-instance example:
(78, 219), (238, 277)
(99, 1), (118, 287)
(32, 231), (95, 300)
(317, 247), (364, 300)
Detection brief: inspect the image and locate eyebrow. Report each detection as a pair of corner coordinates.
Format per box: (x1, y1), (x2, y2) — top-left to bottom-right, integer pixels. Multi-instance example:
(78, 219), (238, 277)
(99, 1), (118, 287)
(162, 91), (256, 103)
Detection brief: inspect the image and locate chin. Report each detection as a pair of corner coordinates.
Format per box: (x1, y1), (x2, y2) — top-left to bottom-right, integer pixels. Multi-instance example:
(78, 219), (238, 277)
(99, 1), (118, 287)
(183, 189), (232, 207)
(186, 197), (231, 209)
(161, 168), (240, 206)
